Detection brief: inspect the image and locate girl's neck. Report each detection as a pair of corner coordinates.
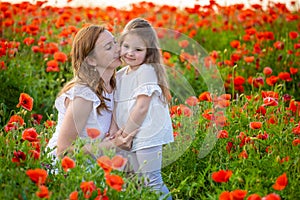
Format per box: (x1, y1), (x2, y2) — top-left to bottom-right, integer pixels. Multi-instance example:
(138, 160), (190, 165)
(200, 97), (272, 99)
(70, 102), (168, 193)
(127, 64), (141, 74)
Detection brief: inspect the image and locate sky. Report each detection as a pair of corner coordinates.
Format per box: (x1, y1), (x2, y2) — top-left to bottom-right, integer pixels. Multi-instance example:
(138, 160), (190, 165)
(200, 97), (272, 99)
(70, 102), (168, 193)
(2, 0), (296, 9)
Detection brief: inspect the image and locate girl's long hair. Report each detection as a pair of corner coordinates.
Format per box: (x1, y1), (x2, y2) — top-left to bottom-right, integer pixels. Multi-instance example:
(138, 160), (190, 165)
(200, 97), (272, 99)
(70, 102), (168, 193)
(58, 25), (116, 114)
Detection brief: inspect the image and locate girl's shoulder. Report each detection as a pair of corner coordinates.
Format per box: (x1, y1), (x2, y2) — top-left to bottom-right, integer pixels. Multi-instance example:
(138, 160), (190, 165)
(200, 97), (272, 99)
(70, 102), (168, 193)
(139, 63), (154, 71)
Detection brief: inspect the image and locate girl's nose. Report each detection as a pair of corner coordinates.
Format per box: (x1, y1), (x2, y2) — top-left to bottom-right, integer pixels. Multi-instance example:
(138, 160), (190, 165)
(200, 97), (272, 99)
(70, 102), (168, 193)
(127, 50), (134, 56)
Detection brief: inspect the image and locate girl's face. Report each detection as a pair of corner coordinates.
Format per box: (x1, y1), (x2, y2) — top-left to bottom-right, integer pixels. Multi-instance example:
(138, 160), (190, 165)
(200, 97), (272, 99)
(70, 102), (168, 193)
(121, 33), (147, 68)
(93, 30), (121, 69)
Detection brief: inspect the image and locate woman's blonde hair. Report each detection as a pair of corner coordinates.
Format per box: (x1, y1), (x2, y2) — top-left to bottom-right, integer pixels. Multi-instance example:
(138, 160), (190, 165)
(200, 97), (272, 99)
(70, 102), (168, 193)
(58, 25), (116, 114)
(120, 18), (171, 102)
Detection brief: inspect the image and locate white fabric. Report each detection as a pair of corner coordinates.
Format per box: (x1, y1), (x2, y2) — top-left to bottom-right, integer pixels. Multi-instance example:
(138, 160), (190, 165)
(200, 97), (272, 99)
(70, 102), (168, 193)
(115, 64), (174, 152)
(47, 84), (113, 157)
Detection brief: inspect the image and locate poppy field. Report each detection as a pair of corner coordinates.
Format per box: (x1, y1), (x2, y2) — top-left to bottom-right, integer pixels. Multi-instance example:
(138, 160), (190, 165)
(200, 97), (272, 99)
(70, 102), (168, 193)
(1, 0), (300, 199)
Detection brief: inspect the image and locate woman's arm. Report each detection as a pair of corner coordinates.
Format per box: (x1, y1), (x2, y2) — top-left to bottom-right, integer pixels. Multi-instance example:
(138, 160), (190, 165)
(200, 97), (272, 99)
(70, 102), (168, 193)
(122, 94), (152, 136)
(108, 105), (119, 137)
(56, 97), (93, 158)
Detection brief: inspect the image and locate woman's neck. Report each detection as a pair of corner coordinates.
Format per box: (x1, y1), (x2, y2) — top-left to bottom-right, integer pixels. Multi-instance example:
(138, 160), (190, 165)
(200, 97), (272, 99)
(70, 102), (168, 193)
(97, 68), (114, 85)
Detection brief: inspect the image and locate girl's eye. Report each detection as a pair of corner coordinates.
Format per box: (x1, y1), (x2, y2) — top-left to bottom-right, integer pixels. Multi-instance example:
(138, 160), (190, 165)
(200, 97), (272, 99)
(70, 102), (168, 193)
(122, 44), (129, 48)
(136, 48), (144, 51)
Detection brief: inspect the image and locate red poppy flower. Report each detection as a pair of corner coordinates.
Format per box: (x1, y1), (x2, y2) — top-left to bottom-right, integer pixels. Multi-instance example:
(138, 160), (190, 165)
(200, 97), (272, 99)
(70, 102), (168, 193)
(86, 128), (101, 139)
(252, 77), (264, 88)
(44, 120), (56, 128)
(226, 142), (233, 154)
(54, 51), (68, 63)
(230, 189), (247, 200)
(31, 114), (43, 124)
(250, 122), (262, 129)
(230, 40), (240, 49)
(263, 67), (273, 75)
(273, 41), (284, 50)
(178, 40), (189, 48)
(212, 169), (232, 183)
(262, 91), (279, 99)
(234, 76), (245, 86)
(215, 99), (230, 108)
(29, 150), (40, 160)
(69, 191), (78, 200)
(4, 115), (24, 132)
(23, 37), (35, 46)
(217, 130), (228, 138)
(199, 91), (212, 102)
(185, 96), (198, 106)
(12, 150), (26, 163)
(163, 51), (171, 60)
(16, 93), (33, 111)
(22, 128), (39, 142)
(262, 193), (281, 200)
(219, 191), (231, 200)
(36, 185), (50, 199)
(80, 181), (97, 199)
(97, 156), (113, 174)
(244, 56), (255, 63)
(62, 156), (76, 172)
(292, 123), (300, 135)
(288, 100), (300, 113)
(278, 72), (292, 81)
(247, 194), (261, 200)
(180, 104), (192, 117)
(266, 76), (279, 86)
(46, 60), (59, 72)
(289, 67), (298, 75)
(105, 174), (124, 191)
(289, 31), (298, 39)
(202, 109), (214, 120)
(263, 97), (278, 107)
(238, 150), (248, 159)
(272, 173), (288, 191)
(26, 168), (48, 185)
(256, 106), (266, 115)
(292, 138), (300, 146)
(111, 155), (128, 169)
(294, 43), (300, 49)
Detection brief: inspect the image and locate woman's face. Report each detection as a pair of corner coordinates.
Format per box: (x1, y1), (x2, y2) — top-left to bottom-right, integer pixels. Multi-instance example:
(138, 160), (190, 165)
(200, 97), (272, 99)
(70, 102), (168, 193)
(93, 30), (121, 69)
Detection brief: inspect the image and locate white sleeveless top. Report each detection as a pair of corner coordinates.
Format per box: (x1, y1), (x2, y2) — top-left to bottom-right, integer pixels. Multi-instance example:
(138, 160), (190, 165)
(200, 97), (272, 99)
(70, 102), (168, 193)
(47, 84), (113, 157)
(115, 64), (174, 152)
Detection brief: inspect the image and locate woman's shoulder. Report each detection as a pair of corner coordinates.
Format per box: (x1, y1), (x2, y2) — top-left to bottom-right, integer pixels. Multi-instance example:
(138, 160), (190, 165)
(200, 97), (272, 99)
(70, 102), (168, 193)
(66, 84), (98, 101)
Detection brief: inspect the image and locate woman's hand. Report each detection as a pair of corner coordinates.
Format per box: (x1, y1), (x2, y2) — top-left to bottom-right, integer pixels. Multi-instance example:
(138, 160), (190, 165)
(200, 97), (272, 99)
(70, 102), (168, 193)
(110, 129), (138, 151)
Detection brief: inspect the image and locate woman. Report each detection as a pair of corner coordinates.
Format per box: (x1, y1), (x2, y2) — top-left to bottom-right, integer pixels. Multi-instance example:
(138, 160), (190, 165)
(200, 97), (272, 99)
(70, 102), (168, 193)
(47, 25), (135, 160)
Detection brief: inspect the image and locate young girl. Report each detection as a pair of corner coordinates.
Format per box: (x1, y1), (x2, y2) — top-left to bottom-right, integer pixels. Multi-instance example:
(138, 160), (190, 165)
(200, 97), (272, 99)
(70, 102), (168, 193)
(110, 18), (174, 199)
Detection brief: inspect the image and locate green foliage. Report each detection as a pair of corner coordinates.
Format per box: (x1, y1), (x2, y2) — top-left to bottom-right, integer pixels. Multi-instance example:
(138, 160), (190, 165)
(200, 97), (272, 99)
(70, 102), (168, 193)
(1, 1), (300, 199)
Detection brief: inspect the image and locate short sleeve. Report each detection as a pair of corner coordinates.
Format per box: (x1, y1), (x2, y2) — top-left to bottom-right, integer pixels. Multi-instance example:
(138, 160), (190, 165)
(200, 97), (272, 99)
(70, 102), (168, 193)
(132, 64), (162, 98)
(55, 85), (100, 113)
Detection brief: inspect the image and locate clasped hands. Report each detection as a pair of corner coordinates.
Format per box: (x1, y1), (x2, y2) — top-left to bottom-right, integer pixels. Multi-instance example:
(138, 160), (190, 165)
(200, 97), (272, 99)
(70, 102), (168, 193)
(104, 128), (138, 151)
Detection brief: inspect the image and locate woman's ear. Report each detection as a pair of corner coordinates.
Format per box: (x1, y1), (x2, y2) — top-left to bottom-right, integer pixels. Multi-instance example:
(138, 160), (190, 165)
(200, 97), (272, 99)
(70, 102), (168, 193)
(85, 55), (96, 66)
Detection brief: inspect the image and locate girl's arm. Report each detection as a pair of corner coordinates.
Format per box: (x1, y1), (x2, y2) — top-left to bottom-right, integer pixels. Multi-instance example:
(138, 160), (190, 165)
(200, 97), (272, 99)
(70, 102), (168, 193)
(122, 94), (152, 137)
(56, 97), (93, 158)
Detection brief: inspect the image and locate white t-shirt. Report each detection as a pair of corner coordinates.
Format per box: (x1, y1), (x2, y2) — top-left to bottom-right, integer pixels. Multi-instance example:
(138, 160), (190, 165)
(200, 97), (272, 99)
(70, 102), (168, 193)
(115, 64), (174, 152)
(47, 84), (113, 157)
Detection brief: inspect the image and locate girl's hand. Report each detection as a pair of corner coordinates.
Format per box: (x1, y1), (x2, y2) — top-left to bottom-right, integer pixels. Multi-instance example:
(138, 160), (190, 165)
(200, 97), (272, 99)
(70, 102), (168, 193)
(110, 129), (138, 151)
